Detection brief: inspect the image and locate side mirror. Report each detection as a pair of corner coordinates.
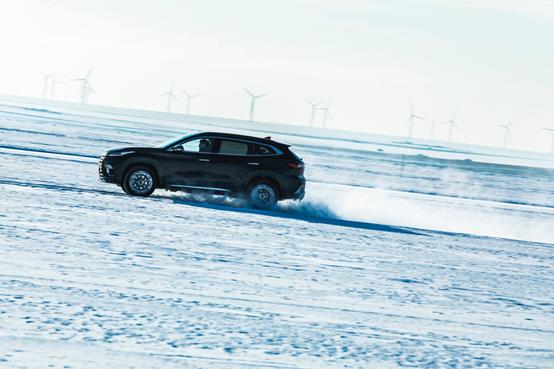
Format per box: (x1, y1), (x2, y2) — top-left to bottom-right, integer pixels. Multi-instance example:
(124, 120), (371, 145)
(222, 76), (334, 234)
(169, 146), (184, 152)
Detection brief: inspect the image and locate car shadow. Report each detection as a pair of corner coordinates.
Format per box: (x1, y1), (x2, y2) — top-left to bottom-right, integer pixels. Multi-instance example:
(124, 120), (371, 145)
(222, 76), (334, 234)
(156, 194), (425, 236)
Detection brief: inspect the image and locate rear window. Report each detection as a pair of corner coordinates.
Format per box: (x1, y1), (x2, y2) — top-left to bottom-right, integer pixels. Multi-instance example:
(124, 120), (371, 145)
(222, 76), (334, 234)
(218, 140), (249, 155)
(251, 144), (276, 156)
(289, 148), (302, 161)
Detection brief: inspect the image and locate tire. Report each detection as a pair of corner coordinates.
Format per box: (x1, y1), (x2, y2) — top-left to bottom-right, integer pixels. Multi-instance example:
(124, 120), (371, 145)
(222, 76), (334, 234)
(122, 166), (156, 197)
(247, 180), (278, 209)
(120, 184), (130, 195)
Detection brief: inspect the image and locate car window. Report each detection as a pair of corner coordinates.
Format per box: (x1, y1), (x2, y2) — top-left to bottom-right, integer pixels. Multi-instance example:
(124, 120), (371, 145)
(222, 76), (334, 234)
(251, 144), (276, 156)
(155, 133), (195, 148)
(218, 140), (249, 155)
(171, 138), (214, 153)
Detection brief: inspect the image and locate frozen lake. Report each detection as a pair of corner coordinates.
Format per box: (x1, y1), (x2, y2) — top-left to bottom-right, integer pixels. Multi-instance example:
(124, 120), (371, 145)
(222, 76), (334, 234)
(0, 96), (553, 368)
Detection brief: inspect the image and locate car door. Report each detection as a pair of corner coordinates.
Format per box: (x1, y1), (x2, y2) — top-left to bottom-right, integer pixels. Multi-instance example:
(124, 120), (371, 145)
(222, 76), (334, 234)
(207, 138), (253, 191)
(161, 137), (216, 188)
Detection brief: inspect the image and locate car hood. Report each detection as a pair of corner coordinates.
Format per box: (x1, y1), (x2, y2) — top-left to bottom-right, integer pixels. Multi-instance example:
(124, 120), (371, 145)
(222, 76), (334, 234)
(104, 147), (163, 156)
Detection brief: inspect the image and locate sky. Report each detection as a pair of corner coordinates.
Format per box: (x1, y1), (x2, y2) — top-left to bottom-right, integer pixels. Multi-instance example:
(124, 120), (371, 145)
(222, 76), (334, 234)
(0, 0), (553, 152)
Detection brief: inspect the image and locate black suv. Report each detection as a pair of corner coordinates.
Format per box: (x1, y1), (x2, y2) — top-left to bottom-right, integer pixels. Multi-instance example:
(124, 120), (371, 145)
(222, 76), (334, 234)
(99, 132), (305, 208)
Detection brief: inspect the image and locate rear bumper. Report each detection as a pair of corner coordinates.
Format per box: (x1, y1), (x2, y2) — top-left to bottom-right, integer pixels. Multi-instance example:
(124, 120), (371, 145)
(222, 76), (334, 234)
(292, 184), (305, 200)
(282, 175), (306, 200)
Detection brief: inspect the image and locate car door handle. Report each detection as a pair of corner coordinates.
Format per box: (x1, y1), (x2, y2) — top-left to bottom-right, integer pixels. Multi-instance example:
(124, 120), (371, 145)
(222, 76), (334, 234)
(248, 162), (259, 166)
(198, 158), (210, 162)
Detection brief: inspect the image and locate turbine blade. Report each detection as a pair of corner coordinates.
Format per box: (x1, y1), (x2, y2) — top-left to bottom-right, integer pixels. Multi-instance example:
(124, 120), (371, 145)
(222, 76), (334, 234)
(306, 99), (323, 107)
(243, 87), (254, 97)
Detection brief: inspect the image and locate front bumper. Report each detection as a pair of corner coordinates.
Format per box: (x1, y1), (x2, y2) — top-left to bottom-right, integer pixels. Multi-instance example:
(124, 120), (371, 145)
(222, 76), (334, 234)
(98, 156), (118, 183)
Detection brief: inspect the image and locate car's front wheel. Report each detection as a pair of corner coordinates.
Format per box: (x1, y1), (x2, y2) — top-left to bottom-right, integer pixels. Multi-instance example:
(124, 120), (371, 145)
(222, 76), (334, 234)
(247, 180), (278, 209)
(122, 166), (156, 197)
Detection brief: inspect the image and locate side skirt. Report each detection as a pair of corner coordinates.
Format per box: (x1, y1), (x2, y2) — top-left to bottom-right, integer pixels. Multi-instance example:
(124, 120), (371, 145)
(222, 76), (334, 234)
(168, 184), (232, 195)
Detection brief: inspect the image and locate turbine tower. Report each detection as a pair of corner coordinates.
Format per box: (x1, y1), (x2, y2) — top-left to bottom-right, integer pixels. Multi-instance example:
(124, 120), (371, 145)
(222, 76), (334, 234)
(497, 120), (514, 148)
(161, 82), (177, 112)
(405, 102), (425, 139)
(542, 128), (554, 154)
(50, 80), (62, 99)
(243, 87), (267, 122)
(181, 90), (199, 114)
(442, 110), (458, 143)
(305, 99), (322, 127)
(318, 99), (333, 128)
(73, 68), (94, 104)
(41, 72), (54, 98)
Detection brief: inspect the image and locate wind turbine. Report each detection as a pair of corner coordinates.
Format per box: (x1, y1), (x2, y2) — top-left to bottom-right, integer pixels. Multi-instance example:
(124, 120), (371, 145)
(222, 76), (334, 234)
(181, 90), (199, 114)
(40, 72), (54, 98)
(305, 99), (322, 127)
(318, 99), (332, 128)
(442, 110), (458, 142)
(497, 120), (514, 148)
(161, 82), (177, 112)
(73, 68), (94, 104)
(542, 128), (554, 154)
(50, 79), (62, 99)
(243, 87), (267, 122)
(405, 102), (425, 139)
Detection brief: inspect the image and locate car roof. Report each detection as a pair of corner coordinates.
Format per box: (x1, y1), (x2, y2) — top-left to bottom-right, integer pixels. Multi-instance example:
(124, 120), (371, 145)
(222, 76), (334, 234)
(191, 132), (290, 149)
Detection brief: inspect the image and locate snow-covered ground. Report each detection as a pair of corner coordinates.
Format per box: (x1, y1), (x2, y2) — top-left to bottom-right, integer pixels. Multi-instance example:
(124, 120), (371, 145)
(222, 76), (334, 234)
(0, 96), (553, 368)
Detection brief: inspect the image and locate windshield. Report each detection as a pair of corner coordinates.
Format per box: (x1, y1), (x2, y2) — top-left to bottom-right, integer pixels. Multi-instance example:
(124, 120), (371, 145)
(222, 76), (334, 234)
(155, 133), (195, 149)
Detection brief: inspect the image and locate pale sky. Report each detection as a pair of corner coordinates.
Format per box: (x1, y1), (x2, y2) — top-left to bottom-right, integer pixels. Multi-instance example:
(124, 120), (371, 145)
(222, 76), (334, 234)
(1, 0), (553, 152)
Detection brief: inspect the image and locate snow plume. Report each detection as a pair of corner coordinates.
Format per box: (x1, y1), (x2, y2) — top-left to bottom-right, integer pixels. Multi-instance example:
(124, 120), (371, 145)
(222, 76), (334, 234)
(163, 183), (553, 244)
(277, 198), (337, 219)
(304, 182), (554, 244)
(163, 190), (338, 219)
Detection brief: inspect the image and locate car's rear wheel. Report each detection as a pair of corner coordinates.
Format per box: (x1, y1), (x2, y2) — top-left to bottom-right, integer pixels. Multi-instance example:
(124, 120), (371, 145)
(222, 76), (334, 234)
(122, 166), (156, 197)
(247, 180), (278, 209)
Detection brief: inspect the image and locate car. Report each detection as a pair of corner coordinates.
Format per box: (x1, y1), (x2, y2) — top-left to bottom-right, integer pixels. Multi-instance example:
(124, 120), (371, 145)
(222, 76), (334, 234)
(98, 132), (305, 208)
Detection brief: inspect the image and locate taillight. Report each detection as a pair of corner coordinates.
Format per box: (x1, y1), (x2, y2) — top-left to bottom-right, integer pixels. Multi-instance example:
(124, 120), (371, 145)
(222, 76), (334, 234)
(288, 162), (303, 169)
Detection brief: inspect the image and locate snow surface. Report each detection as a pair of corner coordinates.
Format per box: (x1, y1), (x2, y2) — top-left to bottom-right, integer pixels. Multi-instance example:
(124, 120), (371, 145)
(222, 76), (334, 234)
(0, 96), (553, 368)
